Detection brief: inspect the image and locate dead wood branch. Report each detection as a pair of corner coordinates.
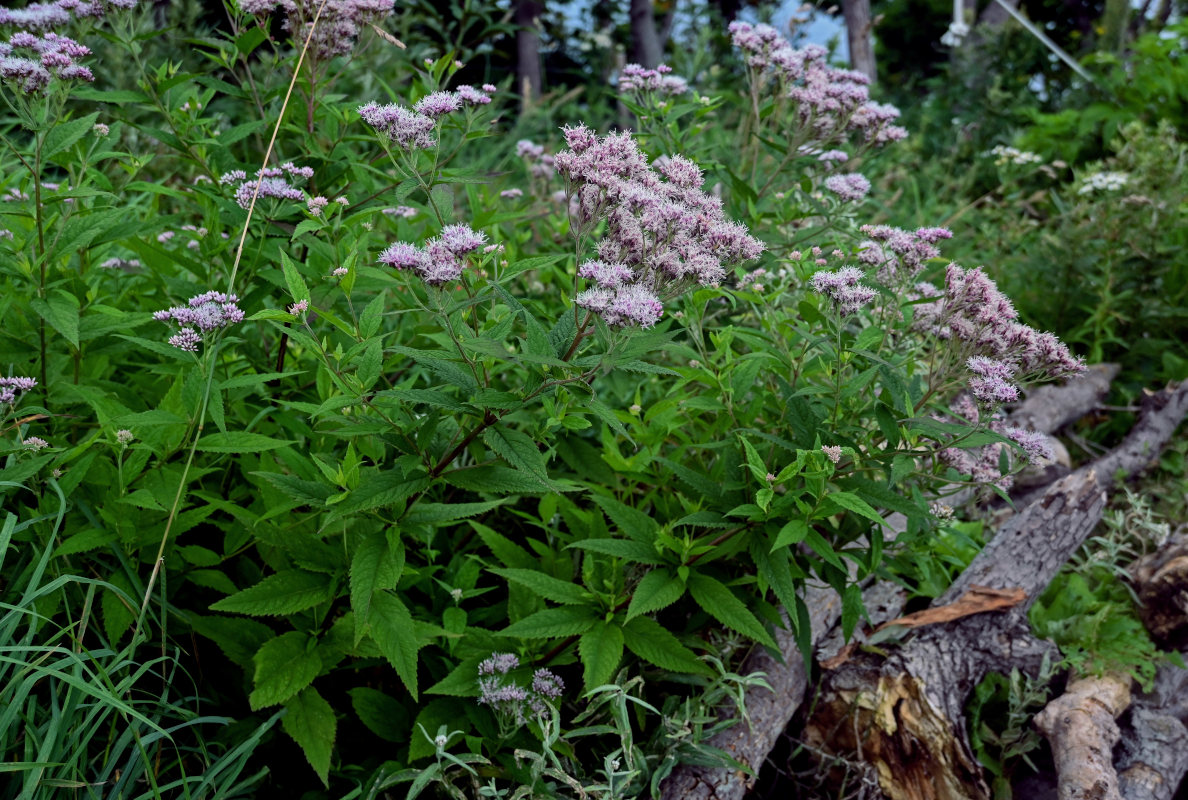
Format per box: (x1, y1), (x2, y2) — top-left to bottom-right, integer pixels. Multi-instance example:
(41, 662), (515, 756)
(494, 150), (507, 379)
(1034, 674), (1132, 800)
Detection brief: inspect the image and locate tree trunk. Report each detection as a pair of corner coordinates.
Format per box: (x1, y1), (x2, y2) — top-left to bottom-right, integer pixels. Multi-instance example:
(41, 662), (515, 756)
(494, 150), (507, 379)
(515, 0), (543, 106)
(842, 0), (876, 82)
(629, 0), (663, 69)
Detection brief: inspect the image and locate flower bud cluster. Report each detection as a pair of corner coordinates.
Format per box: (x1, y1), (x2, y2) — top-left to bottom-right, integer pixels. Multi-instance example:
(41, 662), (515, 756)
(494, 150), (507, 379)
(358, 85), (494, 152)
(220, 163), (312, 210)
(857, 223), (950, 284)
(0, 30), (93, 94)
(987, 145), (1042, 166)
(0, 0), (137, 30)
(728, 21), (907, 146)
(0, 375), (37, 406)
(939, 396), (1055, 490)
(1077, 171), (1129, 195)
(153, 291), (244, 352)
(477, 652), (564, 721)
(378, 222), (487, 285)
(238, 0), (394, 60)
(616, 63), (689, 100)
(810, 266), (876, 316)
(910, 261), (1084, 404)
(824, 173), (870, 203)
(555, 124), (763, 329)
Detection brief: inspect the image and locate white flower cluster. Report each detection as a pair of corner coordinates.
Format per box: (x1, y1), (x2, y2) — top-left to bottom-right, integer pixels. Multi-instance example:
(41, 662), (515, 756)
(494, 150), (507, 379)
(1077, 171), (1129, 195)
(988, 145), (1043, 166)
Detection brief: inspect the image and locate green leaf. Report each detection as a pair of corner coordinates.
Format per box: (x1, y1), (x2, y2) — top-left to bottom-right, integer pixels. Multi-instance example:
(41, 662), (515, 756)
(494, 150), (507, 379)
(44, 111), (99, 159)
(357, 339), (382, 389)
(350, 531), (405, 637)
(579, 622), (624, 689)
(252, 471), (333, 507)
(500, 606), (598, 639)
(841, 583), (864, 642)
(370, 592), (420, 699)
(771, 519), (809, 551)
(251, 632), (321, 710)
(687, 573), (776, 648)
(803, 527), (845, 571)
(282, 687), (336, 788)
(330, 472), (428, 517)
(622, 616), (709, 674)
(589, 494), (658, 544)
(626, 569), (685, 620)
(196, 432), (296, 453)
(442, 464), (550, 494)
(567, 538), (664, 565)
(359, 295), (385, 339)
(280, 250), (310, 303)
(822, 491), (885, 526)
(29, 292), (80, 349)
(489, 568), (589, 605)
(482, 424), (548, 480)
(349, 688), (410, 742)
(404, 499), (506, 525)
(210, 570), (333, 616)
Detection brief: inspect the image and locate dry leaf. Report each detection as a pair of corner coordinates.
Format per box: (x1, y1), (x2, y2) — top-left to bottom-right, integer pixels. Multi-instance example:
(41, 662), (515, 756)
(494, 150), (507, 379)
(875, 585), (1024, 632)
(370, 23), (405, 49)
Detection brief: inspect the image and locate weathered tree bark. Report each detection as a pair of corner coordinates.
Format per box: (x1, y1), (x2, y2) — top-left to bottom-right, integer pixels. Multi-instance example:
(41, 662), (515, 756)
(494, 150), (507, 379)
(514, 0), (544, 106)
(805, 471), (1106, 800)
(842, 0), (876, 82)
(1075, 382), (1188, 489)
(1116, 704), (1188, 800)
(1034, 674), (1132, 800)
(1009, 364), (1118, 436)
(629, 0), (662, 69)
(1130, 532), (1188, 650)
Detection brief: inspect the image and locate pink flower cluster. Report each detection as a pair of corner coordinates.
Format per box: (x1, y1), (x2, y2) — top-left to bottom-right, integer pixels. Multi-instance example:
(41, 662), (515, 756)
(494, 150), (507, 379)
(939, 395), (1055, 489)
(616, 63), (689, 98)
(377, 222), (487, 285)
(0, 0), (136, 30)
(555, 124), (764, 329)
(0, 31), (93, 93)
(220, 163), (312, 210)
(0, 375), (37, 405)
(810, 266), (876, 316)
(358, 85), (494, 151)
(857, 224), (951, 284)
(239, 0), (394, 61)
(824, 173), (871, 203)
(728, 21), (907, 147)
(911, 262), (1084, 403)
(154, 291), (245, 352)
(477, 652), (564, 720)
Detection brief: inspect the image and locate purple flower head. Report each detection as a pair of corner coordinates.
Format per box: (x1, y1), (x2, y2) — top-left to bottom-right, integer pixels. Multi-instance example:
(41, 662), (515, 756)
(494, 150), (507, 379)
(811, 266), (876, 316)
(232, 176), (304, 209)
(155, 291), (243, 350)
(617, 63), (689, 97)
(357, 101), (436, 150)
(531, 669), (564, 699)
(454, 84), (491, 106)
(414, 90), (461, 117)
(0, 375), (37, 405)
(1005, 427), (1054, 465)
(377, 241), (424, 270)
(824, 173), (871, 202)
(822, 445), (843, 464)
(578, 259), (633, 289)
(437, 223), (486, 255)
(23, 436), (49, 450)
(168, 328), (202, 352)
(419, 241), (464, 285)
(478, 652), (520, 676)
(603, 284), (663, 328)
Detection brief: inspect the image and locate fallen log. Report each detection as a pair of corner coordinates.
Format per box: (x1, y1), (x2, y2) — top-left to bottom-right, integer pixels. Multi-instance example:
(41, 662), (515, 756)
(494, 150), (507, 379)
(1129, 532), (1188, 650)
(797, 381), (1188, 799)
(1034, 674), (1132, 800)
(656, 369), (1125, 800)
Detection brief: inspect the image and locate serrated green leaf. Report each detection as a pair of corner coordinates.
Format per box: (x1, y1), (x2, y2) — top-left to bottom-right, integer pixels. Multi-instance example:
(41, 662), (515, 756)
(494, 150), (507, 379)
(350, 531), (405, 638)
(822, 491), (885, 525)
(44, 111), (99, 159)
(567, 538), (664, 565)
(357, 339), (382, 389)
(483, 424), (547, 479)
(349, 687), (411, 742)
(370, 592), (420, 699)
(252, 471), (333, 506)
(210, 570), (332, 616)
(626, 569), (685, 620)
(500, 606), (598, 639)
(687, 573), (776, 648)
(589, 494), (658, 544)
(622, 616), (709, 674)
(579, 622), (624, 689)
(280, 250), (310, 303)
(196, 432), (296, 452)
(490, 568), (589, 605)
(282, 687), (336, 787)
(842, 583), (864, 642)
(404, 499), (506, 524)
(359, 295), (385, 339)
(442, 464), (550, 494)
(251, 632), (321, 710)
(771, 519), (809, 551)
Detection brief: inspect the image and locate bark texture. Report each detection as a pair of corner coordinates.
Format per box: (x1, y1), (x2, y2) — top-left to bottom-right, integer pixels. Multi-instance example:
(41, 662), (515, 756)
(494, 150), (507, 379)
(629, 0), (662, 69)
(1116, 704), (1188, 800)
(514, 0), (543, 105)
(842, 0), (876, 82)
(805, 471), (1107, 800)
(1130, 532), (1188, 650)
(1034, 675), (1132, 800)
